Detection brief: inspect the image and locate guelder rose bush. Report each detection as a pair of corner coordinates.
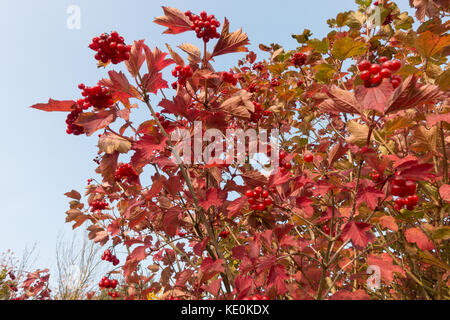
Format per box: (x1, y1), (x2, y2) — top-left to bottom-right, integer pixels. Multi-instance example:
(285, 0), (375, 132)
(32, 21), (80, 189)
(31, 0), (449, 300)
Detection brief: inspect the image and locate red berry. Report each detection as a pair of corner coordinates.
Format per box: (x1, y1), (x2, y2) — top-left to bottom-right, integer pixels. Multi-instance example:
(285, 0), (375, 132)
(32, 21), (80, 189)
(261, 190), (269, 198)
(358, 60), (371, 71)
(371, 73), (382, 85)
(404, 180), (416, 195)
(369, 64), (381, 75)
(378, 56), (388, 64)
(406, 195), (418, 206)
(248, 198), (256, 205)
(257, 203), (266, 211)
(389, 59), (402, 72)
(254, 186), (263, 195)
(391, 78), (401, 88)
(360, 70), (371, 81)
(264, 198), (272, 206)
(393, 176), (406, 187)
(245, 190), (255, 198)
(279, 150), (287, 160)
(391, 184), (404, 197)
(304, 153), (314, 163)
(380, 68), (392, 78)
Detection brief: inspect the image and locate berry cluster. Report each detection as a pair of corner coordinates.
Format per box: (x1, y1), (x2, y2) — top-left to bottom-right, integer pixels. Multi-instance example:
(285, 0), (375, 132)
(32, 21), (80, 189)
(98, 276), (118, 289)
(101, 249), (120, 266)
(221, 71), (238, 85)
(247, 83), (259, 93)
(155, 112), (172, 130)
(358, 57), (402, 88)
(242, 294), (270, 300)
(77, 84), (114, 110)
(108, 291), (120, 299)
(279, 150), (292, 173)
(90, 200), (108, 212)
(250, 101), (271, 122)
(391, 174), (418, 211)
(270, 78), (281, 87)
(171, 65), (193, 89)
(88, 32), (131, 64)
(370, 170), (382, 182)
(291, 52), (307, 67)
(65, 108), (85, 135)
(185, 11), (221, 42)
(246, 187), (273, 211)
(115, 163), (139, 184)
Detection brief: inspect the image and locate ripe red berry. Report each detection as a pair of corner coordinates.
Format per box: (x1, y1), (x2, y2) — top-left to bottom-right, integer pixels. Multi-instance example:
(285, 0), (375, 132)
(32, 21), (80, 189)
(358, 60), (371, 71)
(380, 68), (392, 78)
(371, 73), (382, 85)
(264, 198), (272, 206)
(304, 153), (314, 163)
(369, 64), (381, 75)
(360, 70), (371, 81)
(261, 190), (269, 198)
(391, 184), (404, 197)
(245, 190), (255, 198)
(406, 195), (418, 206)
(404, 180), (416, 195)
(389, 59), (402, 72)
(391, 78), (401, 88)
(378, 56), (388, 64)
(257, 203), (266, 211)
(392, 176), (406, 187)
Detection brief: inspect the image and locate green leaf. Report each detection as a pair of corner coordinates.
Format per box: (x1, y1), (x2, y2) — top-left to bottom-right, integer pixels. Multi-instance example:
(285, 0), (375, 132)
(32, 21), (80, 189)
(291, 29), (312, 44)
(313, 63), (335, 83)
(331, 37), (367, 60)
(394, 12), (414, 30)
(355, 0), (372, 9)
(307, 38), (330, 54)
(432, 227), (450, 240)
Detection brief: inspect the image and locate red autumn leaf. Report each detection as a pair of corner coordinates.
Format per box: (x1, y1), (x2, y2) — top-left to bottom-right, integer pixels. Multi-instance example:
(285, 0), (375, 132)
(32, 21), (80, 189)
(295, 196), (314, 219)
(143, 45), (175, 76)
(341, 221), (374, 249)
(158, 90), (199, 121)
(320, 85), (362, 114)
(64, 190), (81, 201)
(202, 278), (222, 297)
(193, 237), (209, 257)
(125, 40), (146, 77)
(99, 70), (138, 106)
(267, 264), (288, 295)
(163, 208), (181, 237)
(199, 188), (223, 211)
(385, 76), (442, 115)
(397, 163), (434, 181)
(330, 289), (370, 300)
(107, 220), (120, 236)
(75, 110), (116, 136)
(129, 246), (147, 262)
(211, 18), (249, 58)
(379, 215), (398, 232)
(426, 113), (450, 127)
(154, 7), (193, 35)
(355, 80), (394, 114)
(405, 227), (434, 251)
(327, 143), (348, 168)
(226, 197), (246, 218)
(367, 253), (405, 283)
(199, 258), (225, 282)
(141, 72), (169, 94)
(131, 134), (167, 169)
(30, 99), (76, 112)
(356, 186), (384, 211)
(175, 269), (195, 287)
(96, 151), (119, 184)
(439, 184), (450, 202)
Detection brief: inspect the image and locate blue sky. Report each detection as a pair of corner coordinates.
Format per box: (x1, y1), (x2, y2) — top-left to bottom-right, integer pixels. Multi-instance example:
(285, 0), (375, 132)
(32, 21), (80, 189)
(0, 0), (414, 274)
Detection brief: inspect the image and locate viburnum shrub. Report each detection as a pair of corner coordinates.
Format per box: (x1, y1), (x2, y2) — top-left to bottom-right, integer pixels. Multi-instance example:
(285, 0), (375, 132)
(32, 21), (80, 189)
(31, 1), (449, 300)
